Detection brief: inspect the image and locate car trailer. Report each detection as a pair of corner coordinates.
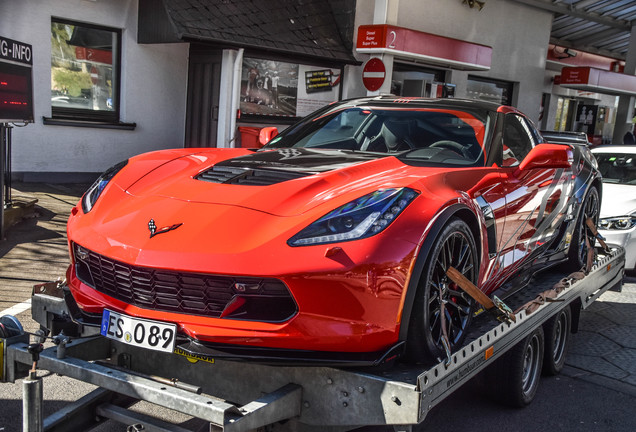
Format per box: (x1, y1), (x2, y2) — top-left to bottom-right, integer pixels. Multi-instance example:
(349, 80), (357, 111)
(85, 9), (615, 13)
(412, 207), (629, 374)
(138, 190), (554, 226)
(1, 246), (625, 432)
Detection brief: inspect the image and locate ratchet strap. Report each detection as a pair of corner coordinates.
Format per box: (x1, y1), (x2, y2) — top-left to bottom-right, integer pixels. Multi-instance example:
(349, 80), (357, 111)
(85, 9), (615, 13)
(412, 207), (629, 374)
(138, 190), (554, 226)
(446, 267), (516, 324)
(515, 217), (605, 315)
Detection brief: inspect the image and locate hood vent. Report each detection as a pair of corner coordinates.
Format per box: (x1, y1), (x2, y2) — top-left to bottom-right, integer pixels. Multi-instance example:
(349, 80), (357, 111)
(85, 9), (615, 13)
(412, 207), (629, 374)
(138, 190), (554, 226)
(197, 166), (310, 186)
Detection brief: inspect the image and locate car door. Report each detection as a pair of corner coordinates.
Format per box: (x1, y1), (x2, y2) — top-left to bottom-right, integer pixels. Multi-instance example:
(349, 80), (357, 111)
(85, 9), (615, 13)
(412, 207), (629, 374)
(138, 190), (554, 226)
(497, 113), (574, 273)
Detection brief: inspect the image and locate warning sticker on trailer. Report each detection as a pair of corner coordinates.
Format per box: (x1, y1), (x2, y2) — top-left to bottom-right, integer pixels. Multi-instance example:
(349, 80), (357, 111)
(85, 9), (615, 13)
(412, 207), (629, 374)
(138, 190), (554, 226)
(174, 347), (215, 365)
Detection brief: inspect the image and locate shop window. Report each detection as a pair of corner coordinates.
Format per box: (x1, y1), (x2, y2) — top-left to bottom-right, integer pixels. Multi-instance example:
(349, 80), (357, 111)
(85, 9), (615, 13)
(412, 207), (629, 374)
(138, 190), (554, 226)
(467, 76), (514, 106)
(49, 18), (121, 124)
(554, 97), (574, 131)
(391, 63), (445, 97)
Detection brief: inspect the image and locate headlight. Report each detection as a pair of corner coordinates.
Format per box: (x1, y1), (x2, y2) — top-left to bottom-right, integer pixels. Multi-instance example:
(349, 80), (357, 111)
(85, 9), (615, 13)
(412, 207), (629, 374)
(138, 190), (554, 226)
(81, 160), (128, 213)
(599, 216), (636, 230)
(289, 188), (418, 246)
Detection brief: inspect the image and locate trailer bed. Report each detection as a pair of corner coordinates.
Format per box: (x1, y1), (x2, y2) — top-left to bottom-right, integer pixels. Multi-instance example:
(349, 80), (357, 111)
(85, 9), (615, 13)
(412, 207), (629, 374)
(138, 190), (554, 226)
(1, 247), (625, 431)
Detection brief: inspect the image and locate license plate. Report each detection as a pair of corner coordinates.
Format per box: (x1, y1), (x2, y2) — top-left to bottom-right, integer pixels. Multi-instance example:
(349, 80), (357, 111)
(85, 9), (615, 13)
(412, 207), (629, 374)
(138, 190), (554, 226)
(100, 309), (176, 353)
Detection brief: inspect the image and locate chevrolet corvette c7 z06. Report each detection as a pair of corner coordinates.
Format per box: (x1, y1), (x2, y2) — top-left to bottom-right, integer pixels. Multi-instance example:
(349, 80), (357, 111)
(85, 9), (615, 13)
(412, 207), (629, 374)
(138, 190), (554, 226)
(66, 97), (601, 366)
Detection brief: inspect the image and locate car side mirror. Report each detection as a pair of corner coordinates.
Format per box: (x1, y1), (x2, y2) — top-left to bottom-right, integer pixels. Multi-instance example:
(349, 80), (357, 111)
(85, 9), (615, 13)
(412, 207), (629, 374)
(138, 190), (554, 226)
(259, 127), (278, 146)
(517, 144), (572, 173)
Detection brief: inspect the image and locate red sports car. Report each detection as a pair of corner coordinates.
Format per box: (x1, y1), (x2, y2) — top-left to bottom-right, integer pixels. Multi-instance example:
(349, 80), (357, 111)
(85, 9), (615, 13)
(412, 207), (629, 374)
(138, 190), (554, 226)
(66, 97), (601, 366)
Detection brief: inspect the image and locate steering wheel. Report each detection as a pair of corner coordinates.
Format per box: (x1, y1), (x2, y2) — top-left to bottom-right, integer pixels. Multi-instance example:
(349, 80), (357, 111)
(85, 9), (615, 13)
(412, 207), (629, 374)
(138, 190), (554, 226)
(430, 140), (470, 158)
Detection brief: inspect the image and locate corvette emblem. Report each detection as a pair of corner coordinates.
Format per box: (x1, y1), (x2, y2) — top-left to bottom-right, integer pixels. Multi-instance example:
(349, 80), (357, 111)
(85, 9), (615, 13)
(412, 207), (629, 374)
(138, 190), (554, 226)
(148, 219), (183, 238)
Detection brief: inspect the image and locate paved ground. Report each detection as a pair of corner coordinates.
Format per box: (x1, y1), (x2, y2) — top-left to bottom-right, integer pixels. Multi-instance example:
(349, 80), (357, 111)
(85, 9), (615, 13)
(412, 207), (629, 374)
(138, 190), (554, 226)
(1, 182), (635, 431)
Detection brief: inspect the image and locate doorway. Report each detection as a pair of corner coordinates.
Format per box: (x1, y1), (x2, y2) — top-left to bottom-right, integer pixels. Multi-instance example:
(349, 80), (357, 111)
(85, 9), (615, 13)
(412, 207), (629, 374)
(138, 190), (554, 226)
(185, 49), (221, 147)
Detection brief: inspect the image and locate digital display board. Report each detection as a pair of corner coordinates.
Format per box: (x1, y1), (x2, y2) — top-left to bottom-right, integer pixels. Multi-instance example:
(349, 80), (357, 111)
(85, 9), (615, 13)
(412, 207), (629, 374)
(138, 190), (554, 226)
(0, 36), (33, 123)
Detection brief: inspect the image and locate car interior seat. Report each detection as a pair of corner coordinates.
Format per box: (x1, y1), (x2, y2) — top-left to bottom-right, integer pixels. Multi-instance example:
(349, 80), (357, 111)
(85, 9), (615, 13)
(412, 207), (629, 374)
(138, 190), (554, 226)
(366, 119), (414, 152)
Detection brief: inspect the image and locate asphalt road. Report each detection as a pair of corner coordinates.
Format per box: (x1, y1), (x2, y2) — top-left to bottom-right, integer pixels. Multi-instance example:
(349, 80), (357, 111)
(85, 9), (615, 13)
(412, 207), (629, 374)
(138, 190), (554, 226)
(1, 183), (635, 431)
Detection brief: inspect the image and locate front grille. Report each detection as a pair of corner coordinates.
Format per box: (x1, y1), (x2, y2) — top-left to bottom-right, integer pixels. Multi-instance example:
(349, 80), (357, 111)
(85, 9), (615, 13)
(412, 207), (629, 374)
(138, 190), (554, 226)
(197, 166), (309, 185)
(73, 244), (297, 322)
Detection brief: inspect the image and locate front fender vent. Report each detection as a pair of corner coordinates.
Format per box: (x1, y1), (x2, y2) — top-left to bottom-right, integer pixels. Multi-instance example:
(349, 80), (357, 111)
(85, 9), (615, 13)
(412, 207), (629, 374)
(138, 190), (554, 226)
(197, 166), (310, 186)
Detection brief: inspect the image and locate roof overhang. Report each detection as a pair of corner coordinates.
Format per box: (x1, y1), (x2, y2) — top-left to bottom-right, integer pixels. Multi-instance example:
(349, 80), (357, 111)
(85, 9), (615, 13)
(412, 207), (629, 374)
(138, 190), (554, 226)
(137, 0), (358, 65)
(355, 24), (492, 71)
(559, 66), (636, 96)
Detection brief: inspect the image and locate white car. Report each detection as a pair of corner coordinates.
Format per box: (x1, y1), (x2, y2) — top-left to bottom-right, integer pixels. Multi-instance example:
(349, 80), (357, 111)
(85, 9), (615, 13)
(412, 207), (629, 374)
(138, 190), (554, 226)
(592, 145), (636, 270)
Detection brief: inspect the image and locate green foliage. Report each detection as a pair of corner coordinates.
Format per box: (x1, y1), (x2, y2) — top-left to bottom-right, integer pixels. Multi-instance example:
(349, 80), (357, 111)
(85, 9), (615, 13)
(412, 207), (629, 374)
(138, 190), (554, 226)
(52, 67), (92, 97)
(51, 22), (77, 68)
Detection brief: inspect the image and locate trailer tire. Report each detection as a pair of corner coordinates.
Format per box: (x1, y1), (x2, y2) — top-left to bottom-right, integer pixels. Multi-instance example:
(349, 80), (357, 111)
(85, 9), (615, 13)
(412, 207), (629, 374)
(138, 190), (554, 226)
(542, 305), (571, 376)
(486, 326), (544, 407)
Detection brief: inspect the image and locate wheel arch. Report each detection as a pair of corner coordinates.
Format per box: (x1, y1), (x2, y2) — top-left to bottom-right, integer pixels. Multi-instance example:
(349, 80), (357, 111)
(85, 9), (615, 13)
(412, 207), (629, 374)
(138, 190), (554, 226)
(398, 203), (482, 342)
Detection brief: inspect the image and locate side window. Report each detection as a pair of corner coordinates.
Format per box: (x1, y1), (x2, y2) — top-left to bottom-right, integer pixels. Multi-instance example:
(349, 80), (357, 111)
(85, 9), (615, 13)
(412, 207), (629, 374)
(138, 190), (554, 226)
(50, 19), (121, 124)
(502, 114), (535, 167)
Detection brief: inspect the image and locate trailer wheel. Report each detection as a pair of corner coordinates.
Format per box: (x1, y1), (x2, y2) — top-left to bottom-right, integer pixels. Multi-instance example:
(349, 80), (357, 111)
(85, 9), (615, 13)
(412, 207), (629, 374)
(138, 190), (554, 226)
(486, 326), (544, 407)
(542, 305), (571, 376)
(405, 218), (477, 363)
(568, 185), (599, 270)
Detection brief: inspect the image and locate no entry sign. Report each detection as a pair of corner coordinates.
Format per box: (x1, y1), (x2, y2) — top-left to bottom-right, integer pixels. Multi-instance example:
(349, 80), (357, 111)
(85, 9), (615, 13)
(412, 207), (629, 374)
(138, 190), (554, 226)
(362, 58), (386, 92)
(90, 66), (99, 84)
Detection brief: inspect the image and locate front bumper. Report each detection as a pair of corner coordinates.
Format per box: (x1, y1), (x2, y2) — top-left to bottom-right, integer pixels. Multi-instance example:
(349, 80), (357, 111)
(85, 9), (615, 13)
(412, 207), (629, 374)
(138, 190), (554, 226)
(31, 281), (403, 367)
(599, 227), (636, 269)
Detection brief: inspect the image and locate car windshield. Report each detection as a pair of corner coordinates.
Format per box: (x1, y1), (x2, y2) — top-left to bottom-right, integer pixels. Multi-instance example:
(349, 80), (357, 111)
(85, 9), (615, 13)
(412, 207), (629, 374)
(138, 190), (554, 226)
(263, 106), (490, 167)
(595, 152), (636, 185)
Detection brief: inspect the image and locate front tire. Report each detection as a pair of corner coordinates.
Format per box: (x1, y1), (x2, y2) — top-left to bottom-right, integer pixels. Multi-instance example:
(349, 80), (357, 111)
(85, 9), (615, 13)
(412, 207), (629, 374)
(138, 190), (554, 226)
(406, 218), (477, 363)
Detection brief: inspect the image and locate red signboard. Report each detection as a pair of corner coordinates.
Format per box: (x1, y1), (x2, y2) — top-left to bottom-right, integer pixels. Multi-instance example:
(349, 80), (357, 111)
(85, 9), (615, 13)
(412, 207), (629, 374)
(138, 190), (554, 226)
(75, 47), (112, 65)
(362, 58), (386, 92)
(356, 24), (492, 71)
(560, 66), (636, 96)
(560, 67), (591, 85)
(90, 66), (99, 84)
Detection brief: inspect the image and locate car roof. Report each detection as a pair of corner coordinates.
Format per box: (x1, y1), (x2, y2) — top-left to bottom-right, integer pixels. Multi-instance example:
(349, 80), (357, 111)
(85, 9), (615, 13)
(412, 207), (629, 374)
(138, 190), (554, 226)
(336, 95), (507, 113)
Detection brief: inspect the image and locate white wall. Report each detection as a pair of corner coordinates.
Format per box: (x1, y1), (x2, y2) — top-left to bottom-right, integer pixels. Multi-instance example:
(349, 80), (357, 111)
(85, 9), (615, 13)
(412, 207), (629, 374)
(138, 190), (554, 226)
(0, 0), (189, 179)
(349, 0), (553, 122)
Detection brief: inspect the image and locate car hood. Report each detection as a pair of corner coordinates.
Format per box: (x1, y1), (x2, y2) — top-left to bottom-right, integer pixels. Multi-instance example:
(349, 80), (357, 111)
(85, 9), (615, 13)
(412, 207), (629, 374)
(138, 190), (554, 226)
(124, 148), (425, 217)
(600, 183), (636, 217)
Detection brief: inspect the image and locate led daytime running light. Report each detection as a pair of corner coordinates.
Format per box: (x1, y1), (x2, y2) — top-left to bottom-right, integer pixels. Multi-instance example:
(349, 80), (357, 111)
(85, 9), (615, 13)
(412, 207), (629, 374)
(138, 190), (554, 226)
(289, 188), (418, 246)
(599, 216), (636, 231)
(81, 160), (128, 213)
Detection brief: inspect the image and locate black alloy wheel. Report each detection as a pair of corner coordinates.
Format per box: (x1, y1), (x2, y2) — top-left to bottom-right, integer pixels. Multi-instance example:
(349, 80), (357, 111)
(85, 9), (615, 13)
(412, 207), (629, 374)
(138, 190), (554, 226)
(406, 218), (477, 363)
(568, 185), (600, 270)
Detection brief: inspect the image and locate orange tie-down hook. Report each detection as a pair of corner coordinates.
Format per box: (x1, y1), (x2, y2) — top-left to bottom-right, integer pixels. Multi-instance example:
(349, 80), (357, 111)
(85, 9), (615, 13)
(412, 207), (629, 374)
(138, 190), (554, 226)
(446, 267), (516, 324)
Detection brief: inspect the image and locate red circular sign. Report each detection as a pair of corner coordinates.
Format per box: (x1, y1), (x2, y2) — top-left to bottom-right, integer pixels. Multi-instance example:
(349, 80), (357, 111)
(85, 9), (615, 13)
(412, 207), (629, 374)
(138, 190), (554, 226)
(90, 67), (99, 85)
(362, 58), (386, 92)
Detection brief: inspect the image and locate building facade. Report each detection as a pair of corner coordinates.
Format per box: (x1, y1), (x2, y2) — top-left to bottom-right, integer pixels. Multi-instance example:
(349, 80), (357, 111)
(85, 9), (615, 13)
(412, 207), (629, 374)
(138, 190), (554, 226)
(0, 0), (629, 181)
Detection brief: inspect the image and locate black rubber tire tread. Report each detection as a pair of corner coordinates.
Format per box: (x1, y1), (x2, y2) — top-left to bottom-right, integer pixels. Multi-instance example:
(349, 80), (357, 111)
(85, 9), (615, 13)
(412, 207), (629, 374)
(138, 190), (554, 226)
(405, 218), (477, 363)
(542, 304), (571, 376)
(485, 326), (545, 408)
(567, 185), (600, 271)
